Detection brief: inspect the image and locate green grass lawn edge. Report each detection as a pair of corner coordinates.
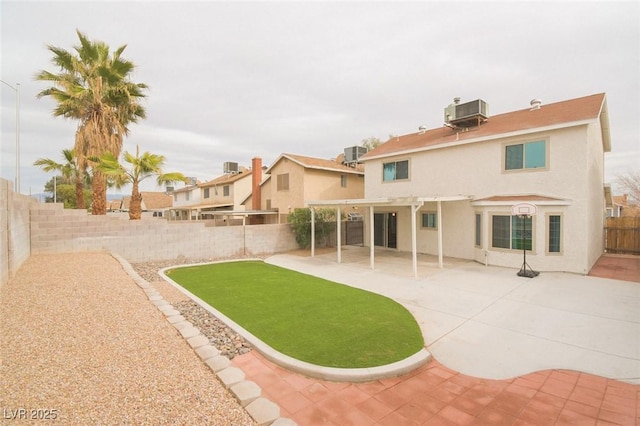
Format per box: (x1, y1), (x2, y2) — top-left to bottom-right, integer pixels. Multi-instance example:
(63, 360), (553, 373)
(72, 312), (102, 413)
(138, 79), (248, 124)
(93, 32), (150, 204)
(166, 260), (424, 368)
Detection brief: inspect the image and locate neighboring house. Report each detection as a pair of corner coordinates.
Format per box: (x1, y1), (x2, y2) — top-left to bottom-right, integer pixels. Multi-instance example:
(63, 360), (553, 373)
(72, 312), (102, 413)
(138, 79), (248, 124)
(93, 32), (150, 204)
(607, 193), (639, 217)
(121, 192), (173, 216)
(197, 167), (253, 219)
(169, 168), (254, 221)
(310, 93), (611, 275)
(169, 183), (201, 220)
(246, 153), (365, 223)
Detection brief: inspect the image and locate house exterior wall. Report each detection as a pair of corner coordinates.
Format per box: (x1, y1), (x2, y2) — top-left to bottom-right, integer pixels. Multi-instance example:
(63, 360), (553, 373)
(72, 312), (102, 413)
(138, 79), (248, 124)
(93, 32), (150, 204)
(172, 186), (200, 208)
(268, 159), (306, 222)
(201, 174), (252, 210)
(585, 119), (607, 271)
(232, 175), (252, 210)
(304, 169), (364, 202)
(363, 122), (605, 274)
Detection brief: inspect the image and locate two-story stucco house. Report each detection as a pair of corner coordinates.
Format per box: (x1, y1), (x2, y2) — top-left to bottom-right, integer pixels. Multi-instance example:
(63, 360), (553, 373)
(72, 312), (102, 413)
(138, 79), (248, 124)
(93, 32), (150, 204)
(246, 153), (365, 223)
(169, 168), (254, 221)
(169, 183), (201, 220)
(310, 93), (611, 275)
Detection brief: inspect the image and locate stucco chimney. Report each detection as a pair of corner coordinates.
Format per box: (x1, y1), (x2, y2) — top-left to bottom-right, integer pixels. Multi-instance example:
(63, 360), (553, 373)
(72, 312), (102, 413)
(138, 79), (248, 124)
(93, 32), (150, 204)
(251, 157), (262, 210)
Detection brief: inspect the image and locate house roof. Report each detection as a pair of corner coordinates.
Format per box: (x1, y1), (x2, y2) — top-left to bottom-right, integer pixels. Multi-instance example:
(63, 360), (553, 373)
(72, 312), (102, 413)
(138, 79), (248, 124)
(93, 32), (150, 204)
(121, 192), (173, 210)
(141, 192), (173, 210)
(199, 170), (252, 188)
(362, 93), (609, 161)
(171, 184), (199, 194)
(266, 153), (364, 175)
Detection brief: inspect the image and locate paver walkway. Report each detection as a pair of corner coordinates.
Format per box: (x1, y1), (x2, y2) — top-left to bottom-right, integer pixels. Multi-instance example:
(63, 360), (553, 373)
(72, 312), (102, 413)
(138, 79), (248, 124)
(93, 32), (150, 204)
(589, 254), (640, 283)
(232, 351), (639, 425)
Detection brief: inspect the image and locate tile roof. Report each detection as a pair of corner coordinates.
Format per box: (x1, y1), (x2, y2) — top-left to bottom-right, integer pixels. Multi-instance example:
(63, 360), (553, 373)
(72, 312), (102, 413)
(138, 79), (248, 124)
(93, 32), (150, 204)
(140, 192), (173, 210)
(363, 93), (608, 160)
(199, 170), (252, 188)
(267, 153), (364, 174)
(120, 192), (173, 210)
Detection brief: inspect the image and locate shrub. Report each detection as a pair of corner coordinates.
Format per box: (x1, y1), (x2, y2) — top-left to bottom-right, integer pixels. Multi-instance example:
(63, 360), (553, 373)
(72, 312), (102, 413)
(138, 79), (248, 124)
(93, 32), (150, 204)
(288, 208), (341, 248)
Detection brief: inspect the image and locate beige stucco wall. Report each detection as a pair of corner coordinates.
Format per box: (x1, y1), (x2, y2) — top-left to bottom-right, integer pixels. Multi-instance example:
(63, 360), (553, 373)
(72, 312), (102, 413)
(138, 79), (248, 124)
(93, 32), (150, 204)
(304, 169), (364, 202)
(363, 122), (605, 274)
(266, 158), (364, 223)
(268, 159), (306, 221)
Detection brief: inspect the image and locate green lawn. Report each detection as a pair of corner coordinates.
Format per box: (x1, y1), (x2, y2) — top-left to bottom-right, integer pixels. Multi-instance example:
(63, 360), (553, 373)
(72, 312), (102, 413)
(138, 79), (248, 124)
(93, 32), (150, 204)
(166, 261), (424, 368)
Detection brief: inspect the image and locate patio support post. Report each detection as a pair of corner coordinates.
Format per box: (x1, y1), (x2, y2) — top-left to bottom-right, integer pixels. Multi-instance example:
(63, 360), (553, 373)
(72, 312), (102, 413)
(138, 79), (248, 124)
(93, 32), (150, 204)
(437, 200), (443, 268)
(411, 203), (420, 278)
(336, 207), (341, 263)
(369, 205), (375, 269)
(310, 207), (315, 257)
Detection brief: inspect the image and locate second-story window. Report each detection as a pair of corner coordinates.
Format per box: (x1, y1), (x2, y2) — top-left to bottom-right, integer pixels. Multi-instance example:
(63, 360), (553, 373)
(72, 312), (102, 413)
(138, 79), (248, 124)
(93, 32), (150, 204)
(185, 192), (190, 201)
(341, 175), (347, 188)
(277, 173), (289, 191)
(223, 185), (230, 196)
(505, 140), (546, 170)
(383, 160), (409, 181)
(204, 188), (210, 199)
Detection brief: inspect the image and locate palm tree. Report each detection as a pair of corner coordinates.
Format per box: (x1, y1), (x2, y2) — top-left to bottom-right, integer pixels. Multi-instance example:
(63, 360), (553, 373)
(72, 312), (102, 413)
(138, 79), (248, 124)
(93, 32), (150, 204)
(94, 145), (187, 220)
(35, 30), (148, 215)
(33, 148), (89, 209)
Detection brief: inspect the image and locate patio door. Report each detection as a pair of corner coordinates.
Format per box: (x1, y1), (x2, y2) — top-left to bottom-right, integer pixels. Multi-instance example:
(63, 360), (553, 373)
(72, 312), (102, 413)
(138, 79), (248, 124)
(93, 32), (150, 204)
(374, 212), (397, 249)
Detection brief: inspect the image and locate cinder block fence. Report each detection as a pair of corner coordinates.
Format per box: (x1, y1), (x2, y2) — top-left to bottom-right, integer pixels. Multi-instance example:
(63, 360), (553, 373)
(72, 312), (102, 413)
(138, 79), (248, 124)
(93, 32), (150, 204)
(1, 178), (298, 288)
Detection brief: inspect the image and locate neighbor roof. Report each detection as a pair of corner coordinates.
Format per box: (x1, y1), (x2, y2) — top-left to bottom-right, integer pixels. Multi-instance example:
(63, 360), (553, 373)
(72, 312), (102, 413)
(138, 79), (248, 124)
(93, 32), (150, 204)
(199, 170), (252, 188)
(266, 153), (364, 174)
(363, 93), (609, 160)
(121, 192), (173, 210)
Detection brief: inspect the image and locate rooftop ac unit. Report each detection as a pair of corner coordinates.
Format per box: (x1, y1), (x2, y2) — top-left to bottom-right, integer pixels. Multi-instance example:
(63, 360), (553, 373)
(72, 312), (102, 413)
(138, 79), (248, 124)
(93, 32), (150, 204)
(344, 146), (368, 163)
(444, 99), (489, 125)
(223, 161), (239, 173)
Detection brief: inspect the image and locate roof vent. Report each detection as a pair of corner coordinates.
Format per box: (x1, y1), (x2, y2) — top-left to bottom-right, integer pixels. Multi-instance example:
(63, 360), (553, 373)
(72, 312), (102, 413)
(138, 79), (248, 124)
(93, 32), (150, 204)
(444, 98), (489, 128)
(530, 99), (542, 110)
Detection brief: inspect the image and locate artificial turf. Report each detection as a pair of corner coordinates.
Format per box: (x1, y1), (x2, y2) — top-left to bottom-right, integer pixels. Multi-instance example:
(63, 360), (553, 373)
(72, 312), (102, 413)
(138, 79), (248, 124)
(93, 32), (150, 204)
(166, 260), (424, 368)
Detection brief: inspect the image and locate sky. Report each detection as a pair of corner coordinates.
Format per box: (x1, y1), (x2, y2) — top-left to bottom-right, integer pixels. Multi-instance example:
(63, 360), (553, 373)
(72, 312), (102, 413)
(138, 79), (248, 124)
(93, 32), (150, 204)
(1, 1), (639, 197)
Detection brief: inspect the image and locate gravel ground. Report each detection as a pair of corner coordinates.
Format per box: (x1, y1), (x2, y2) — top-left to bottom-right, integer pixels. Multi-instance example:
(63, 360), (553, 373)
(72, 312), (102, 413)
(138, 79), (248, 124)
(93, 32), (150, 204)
(0, 253), (255, 425)
(131, 257), (259, 360)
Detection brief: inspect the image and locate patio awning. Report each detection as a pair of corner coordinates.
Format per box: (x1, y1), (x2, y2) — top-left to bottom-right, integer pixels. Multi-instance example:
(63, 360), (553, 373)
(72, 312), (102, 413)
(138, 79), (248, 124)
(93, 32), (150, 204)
(307, 195), (471, 278)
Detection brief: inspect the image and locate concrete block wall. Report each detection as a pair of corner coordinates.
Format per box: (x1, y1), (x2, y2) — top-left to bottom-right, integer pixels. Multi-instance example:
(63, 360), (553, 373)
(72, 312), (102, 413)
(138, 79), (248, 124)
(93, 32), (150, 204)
(30, 204), (299, 262)
(1, 178), (33, 287)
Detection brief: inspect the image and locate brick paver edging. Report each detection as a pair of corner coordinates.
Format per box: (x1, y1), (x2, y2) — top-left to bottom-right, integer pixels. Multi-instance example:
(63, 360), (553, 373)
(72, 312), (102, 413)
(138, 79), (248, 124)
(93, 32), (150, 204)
(157, 259), (432, 382)
(112, 253), (296, 426)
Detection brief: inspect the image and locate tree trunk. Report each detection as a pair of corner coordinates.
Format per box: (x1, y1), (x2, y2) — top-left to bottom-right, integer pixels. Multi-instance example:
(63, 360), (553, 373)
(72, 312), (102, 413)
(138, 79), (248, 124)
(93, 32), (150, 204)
(75, 178), (85, 210)
(129, 181), (142, 220)
(91, 171), (107, 215)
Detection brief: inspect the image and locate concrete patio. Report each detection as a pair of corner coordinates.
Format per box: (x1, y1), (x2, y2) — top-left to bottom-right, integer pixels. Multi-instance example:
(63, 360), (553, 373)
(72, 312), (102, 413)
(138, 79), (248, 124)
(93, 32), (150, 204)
(266, 246), (640, 384)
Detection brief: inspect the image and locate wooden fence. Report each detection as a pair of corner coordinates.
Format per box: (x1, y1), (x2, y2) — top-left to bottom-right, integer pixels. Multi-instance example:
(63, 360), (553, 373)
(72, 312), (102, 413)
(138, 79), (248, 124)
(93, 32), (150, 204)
(605, 217), (640, 255)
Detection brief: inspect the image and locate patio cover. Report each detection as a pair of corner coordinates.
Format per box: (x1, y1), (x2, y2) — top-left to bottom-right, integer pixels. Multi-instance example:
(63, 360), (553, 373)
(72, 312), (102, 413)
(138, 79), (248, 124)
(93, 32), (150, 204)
(307, 196), (471, 277)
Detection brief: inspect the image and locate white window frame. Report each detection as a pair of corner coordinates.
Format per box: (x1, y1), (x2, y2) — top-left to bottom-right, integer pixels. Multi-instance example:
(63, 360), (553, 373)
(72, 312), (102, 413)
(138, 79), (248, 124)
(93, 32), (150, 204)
(382, 159), (410, 182)
(503, 138), (549, 172)
(421, 212), (437, 229)
(490, 213), (535, 252)
(546, 213), (563, 255)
